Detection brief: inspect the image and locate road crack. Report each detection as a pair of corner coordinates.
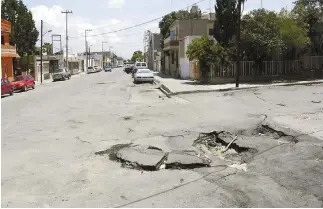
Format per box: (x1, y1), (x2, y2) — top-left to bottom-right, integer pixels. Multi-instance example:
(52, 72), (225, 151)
(75, 136), (91, 144)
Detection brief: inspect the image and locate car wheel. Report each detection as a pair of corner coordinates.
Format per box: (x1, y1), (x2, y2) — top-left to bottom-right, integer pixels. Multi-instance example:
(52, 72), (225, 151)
(32, 84), (35, 89)
(23, 85), (27, 92)
(9, 89), (14, 96)
(68, 75), (70, 80)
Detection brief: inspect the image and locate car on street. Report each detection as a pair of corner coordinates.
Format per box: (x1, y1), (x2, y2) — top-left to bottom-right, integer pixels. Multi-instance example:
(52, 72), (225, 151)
(132, 62), (148, 78)
(124, 65), (133, 74)
(93, 66), (101, 72)
(1, 78), (14, 96)
(12, 75), (35, 92)
(104, 66), (112, 72)
(53, 68), (71, 81)
(87, 66), (96, 74)
(133, 68), (154, 84)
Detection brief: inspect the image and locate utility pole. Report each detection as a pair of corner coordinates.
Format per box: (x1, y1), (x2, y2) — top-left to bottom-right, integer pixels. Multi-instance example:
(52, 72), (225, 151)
(85, 29), (92, 72)
(102, 41), (107, 69)
(235, 0), (242, 87)
(40, 20), (43, 84)
(61, 10), (73, 73)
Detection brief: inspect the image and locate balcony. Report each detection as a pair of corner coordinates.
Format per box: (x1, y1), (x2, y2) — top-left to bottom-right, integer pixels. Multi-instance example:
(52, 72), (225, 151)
(1, 45), (18, 58)
(163, 35), (179, 51)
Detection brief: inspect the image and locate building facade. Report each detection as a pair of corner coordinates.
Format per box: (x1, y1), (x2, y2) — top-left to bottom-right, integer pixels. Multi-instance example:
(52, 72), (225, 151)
(1, 19), (19, 81)
(147, 33), (162, 72)
(163, 18), (215, 77)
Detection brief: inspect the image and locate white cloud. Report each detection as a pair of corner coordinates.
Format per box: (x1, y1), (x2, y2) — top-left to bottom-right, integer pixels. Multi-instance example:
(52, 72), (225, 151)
(107, 0), (125, 9)
(30, 5), (138, 58)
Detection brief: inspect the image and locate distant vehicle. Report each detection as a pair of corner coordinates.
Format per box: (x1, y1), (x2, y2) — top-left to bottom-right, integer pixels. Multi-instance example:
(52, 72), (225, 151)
(134, 61), (147, 69)
(133, 69), (154, 84)
(132, 62), (148, 77)
(53, 68), (71, 81)
(104, 66), (112, 72)
(1, 78), (14, 96)
(124, 65), (133, 74)
(12, 75), (35, 91)
(93, 66), (101, 72)
(87, 66), (95, 74)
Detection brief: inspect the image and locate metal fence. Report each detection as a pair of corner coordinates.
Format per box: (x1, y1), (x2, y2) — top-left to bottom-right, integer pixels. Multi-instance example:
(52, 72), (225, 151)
(209, 56), (323, 79)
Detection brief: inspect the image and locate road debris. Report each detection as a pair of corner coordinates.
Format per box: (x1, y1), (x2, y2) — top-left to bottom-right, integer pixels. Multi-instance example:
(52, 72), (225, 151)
(96, 144), (210, 171)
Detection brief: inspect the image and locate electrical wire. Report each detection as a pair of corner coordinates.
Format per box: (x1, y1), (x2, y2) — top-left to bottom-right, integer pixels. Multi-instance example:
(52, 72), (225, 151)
(70, 0), (207, 39)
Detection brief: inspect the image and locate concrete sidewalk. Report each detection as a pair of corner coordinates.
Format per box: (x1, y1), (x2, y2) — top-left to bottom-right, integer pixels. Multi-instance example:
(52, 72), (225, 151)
(153, 73), (323, 96)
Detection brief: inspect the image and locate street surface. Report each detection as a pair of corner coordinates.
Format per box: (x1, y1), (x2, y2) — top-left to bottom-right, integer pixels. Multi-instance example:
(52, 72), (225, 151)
(2, 68), (323, 207)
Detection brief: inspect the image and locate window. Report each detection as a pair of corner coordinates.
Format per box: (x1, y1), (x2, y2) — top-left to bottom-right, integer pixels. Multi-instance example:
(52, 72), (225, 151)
(1, 35), (4, 45)
(209, 28), (213, 35)
(141, 63), (147, 67)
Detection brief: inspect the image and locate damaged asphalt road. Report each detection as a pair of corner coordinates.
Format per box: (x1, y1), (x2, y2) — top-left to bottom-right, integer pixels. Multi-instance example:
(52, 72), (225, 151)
(1, 69), (323, 207)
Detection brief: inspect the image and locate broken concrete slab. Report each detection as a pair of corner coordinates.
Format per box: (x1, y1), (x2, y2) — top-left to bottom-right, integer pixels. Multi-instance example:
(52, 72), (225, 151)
(115, 146), (167, 171)
(166, 151), (210, 169)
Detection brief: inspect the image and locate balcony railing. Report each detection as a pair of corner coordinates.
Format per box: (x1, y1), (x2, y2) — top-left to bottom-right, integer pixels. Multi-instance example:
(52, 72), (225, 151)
(164, 35), (179, 50)
(1, 45), (17, 57)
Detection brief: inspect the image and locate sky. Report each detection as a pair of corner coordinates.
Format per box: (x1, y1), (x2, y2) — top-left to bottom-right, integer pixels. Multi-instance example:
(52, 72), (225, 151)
(24, 0), (295, 59)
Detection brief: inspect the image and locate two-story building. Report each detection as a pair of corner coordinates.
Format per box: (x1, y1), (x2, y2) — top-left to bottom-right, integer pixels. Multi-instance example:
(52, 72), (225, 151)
(1, 19), (19, 81)
(163, 16), (215, 78)
(147, 33), (162, 72)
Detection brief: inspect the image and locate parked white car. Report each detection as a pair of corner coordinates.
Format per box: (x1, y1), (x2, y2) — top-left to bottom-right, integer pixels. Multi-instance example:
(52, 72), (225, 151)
(93, 66), (101, 72)
(87, 66), (95, 74)
(134, 69), (154, 84)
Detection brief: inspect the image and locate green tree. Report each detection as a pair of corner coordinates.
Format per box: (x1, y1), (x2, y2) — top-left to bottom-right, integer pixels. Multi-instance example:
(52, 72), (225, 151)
(240, 9), (284, 71)
(213, 0), (239, 48)
(1, 0), (39, 56)
(131, 50), (143, 62)
(278, 8), (310, 59)
(42, 42), (52, 55)
(186, 35), (226, 83)
(293, 0), (323, 55)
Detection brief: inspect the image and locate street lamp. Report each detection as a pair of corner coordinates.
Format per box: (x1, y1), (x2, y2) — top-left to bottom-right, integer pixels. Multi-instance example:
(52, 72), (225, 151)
(102, 41), (108, 68)
(85, 29), (92, 71)
(40, 19), (52, 84)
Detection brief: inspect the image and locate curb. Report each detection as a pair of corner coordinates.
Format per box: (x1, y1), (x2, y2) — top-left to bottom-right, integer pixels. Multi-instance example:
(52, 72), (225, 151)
(157, 80), (323, 97)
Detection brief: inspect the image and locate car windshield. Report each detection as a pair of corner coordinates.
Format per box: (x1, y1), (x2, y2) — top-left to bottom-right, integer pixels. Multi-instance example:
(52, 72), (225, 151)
(14, 76), (24, 81)
(55, 69), (65, 73)
(137, 69), (151, 74)
(88, 67), (93, 69)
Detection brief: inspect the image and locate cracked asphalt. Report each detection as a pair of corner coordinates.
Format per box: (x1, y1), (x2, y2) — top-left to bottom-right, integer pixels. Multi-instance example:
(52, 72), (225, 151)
(1, 68), (323, 207)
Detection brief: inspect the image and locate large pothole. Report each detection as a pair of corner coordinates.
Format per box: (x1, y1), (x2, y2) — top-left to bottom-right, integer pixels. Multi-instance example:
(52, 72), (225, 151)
(256, 124), (299, 143)
(96, 144), (210, 171)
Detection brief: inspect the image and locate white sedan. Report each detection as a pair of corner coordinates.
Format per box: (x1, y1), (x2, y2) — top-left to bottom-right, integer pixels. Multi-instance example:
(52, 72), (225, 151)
(134, 69), (154, 84)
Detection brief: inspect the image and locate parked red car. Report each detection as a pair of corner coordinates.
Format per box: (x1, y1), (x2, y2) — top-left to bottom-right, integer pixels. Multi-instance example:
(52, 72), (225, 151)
(1, 78), (14, 96)
(12, 75), (35, 92)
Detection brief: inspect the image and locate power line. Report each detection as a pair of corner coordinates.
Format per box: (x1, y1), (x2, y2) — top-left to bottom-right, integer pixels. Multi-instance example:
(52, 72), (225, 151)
(70, 0), (207, 39)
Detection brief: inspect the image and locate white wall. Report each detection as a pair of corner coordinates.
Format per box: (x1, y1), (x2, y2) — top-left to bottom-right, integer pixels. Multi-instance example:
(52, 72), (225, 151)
(180, 35), (202, 79)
